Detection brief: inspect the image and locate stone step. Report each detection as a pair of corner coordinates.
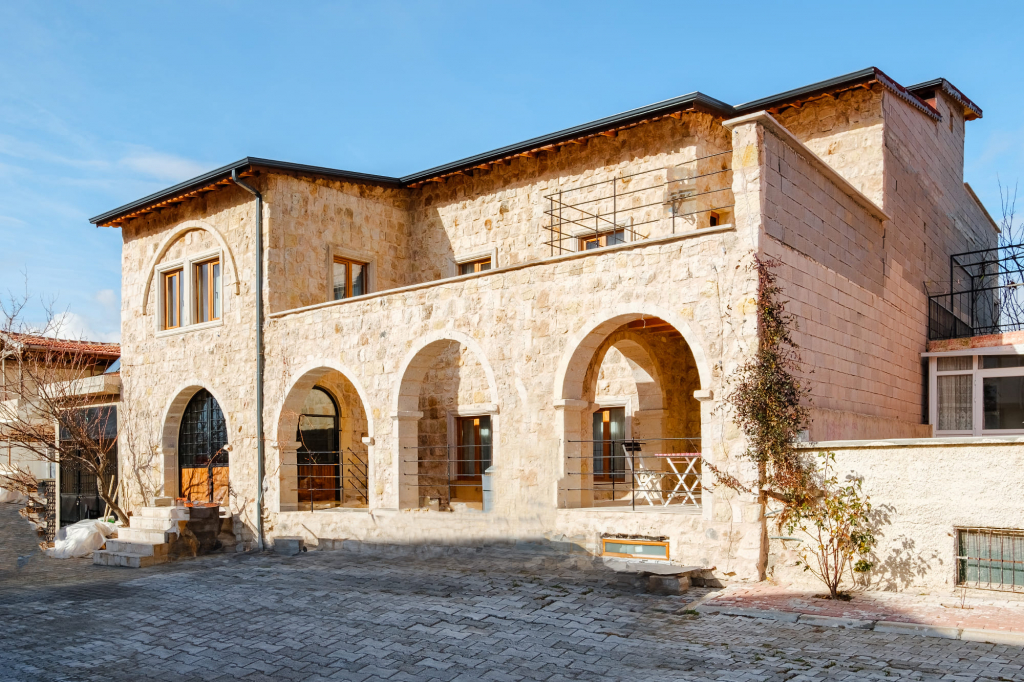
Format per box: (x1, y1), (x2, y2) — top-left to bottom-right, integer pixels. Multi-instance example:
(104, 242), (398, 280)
(129, 515), (182, 532)
(136, 506), (189, 521)
(93, 549), (166, 568)
(118, 527), (177, 544)
(104, 539), (169, 557)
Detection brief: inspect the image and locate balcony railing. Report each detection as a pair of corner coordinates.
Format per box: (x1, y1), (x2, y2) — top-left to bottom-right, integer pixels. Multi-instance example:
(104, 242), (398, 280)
(543, 151), (733, 255)
(928, 243), (1024, 340)
(565, 437), (702, 511)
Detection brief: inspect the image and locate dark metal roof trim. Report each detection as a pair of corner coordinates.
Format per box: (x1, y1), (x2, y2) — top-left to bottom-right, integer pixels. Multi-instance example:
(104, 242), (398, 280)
(398, 92), (735, 184)
(733, 68), (878, 113)
(89, 157), (401, 225)
(906, 78), (983, 119)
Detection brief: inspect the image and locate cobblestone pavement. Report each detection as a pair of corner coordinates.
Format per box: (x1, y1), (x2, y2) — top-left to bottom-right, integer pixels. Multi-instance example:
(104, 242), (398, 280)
(3, 506), (1024, 681)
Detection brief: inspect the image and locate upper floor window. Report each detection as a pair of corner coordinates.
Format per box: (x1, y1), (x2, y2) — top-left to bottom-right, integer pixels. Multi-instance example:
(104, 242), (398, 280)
(459, 258), (492, 275)
(333, 257), (366, 300)
(932, 353), (1024, 436)
(194, 258), (221, 323)
(580, 229), (625, 251)
(163, 269), (182, 330)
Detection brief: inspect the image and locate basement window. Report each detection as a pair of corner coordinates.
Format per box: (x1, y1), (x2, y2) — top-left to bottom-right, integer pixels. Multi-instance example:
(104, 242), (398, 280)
(601, 536), (669, 561)
(956, 528), (1024, 593)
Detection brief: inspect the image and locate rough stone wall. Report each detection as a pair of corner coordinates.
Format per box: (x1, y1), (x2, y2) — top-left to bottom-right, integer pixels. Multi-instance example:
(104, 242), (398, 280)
(770, 440), (1024, 591)
(405, 113), (733, 282)
(265, 174), (411, 313)
(260, 223), (760, 574)
(774, 85), (886, 206)
(119, 184), (261, 542)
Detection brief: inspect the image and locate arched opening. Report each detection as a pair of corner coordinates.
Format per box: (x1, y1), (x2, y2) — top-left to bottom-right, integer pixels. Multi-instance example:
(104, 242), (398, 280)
(178, 389), (229, 504)
(277, 367), (370, 512)
(557, 315), (704, 510)
(394, 335), (498, 512)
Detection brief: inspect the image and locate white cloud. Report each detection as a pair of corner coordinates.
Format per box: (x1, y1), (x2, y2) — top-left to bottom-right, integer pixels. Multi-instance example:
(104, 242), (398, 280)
(94, 288), (118, 309)
(47, 311), (120, 343)
(119, 150), (209, 183)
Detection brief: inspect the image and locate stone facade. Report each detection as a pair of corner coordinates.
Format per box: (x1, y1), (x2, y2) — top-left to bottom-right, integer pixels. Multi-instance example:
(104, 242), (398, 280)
(110, 72), (1000, 588)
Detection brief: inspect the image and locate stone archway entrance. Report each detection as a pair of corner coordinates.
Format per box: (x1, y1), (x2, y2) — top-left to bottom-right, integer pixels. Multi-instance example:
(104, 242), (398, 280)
(177, 388), (229, 504)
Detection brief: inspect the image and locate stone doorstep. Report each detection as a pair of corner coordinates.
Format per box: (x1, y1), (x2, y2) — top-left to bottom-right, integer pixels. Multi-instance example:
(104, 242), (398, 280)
(92, 550), (164, 569)
(117, 527), (177, 544)
(695, 604), (1024, 645)
(104, 539), (169, 557)
(127, 516), (183, 532)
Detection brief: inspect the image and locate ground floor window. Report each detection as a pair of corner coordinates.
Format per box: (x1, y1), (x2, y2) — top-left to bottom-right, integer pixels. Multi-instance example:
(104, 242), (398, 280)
(957, 527), (1024, 593)
(296, 387), (341, 510)
(456, 415), (491, 478)
(579, 229), (625, 251)
(592, 407), (625, 481)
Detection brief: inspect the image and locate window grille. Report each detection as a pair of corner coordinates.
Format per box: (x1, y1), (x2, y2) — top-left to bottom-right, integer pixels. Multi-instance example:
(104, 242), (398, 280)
(956, 527), (1024, 593)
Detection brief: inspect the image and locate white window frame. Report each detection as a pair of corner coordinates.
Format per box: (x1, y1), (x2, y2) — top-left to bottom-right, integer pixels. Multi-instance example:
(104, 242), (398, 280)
(927, 348), (1024, 437)
(155, 248), (225, 337)
(327, 245), (376, 302)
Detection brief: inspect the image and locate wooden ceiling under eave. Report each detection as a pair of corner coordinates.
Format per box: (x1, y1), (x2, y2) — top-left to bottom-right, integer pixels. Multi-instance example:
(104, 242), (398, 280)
(100, 170), (256, 228)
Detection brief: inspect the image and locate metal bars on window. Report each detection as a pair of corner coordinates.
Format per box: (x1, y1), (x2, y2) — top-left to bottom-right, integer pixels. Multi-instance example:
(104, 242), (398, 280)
(282, 447), (369, 510)
(956, 527), (1024, 593)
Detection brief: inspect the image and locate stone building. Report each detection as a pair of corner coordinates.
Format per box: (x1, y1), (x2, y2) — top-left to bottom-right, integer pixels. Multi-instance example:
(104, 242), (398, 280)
(90, 67), (1022, 589)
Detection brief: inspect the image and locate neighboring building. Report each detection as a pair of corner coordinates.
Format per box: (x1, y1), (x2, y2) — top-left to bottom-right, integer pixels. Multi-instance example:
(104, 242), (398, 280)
(90, 67), (1019, 589)
(0, 333), (121, 527)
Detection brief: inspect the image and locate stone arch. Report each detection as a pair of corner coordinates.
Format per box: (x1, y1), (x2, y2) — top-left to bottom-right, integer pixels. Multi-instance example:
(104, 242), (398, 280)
(392, 330), (499, 415)
(553, 305), (708, 509)
(160, 381), (233, 500)
(141, 219), (240, 315)
(275, 360), (375, 444)
(392, 331), (500, 510)
(274, 361), (373, 511)
(554, 303), (711, 403)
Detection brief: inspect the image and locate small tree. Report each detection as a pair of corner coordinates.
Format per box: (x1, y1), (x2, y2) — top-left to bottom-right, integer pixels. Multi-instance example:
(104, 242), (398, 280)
(0, 293), (129, 525)
(787, 452), (876, 599)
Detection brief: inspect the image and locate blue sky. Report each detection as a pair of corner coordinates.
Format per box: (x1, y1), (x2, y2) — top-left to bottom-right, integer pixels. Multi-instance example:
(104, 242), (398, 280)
(1, 1), (1021, 341)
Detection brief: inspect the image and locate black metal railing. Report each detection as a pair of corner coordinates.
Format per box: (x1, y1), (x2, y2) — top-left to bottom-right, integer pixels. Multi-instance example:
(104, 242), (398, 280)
(564, 437), (702, 511)
(543, 151), (733, 255)
(402, 444), (492, 511)
(928, 243), (1024, 340)
(282, 448), (369, 510)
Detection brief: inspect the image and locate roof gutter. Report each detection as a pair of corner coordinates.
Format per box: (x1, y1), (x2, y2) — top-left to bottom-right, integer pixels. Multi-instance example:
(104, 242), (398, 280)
(231, 169), (266, 553)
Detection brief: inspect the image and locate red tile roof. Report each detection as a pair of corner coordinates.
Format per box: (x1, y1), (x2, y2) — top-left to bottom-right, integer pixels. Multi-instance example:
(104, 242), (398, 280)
(1, 332), (121, 360)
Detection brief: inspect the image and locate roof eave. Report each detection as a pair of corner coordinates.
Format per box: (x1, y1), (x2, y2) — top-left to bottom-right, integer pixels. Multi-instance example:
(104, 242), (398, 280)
(906, 78), (983, 120)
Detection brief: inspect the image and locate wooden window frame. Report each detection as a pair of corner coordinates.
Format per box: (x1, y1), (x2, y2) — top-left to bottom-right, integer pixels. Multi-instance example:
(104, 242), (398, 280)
(193, 257), (221, 324)
(455, 415), (491, 480)
(709, 211), (720, 227)
(459, 258), (492, 275)
(332, 256), (368, 301)
(578, 229), (626, 252)
(163, 269), (182, 330)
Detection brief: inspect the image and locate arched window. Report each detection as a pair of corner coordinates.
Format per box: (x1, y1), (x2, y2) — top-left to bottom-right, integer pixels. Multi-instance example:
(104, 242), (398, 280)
(296, 387), (340, 509)
(178, 389), (229, 503)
